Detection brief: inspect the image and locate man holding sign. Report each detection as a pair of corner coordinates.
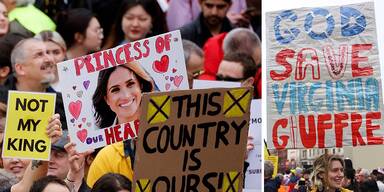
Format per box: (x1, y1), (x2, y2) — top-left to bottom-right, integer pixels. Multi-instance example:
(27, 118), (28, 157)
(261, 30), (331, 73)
(0, 38), (67, 130)
(1, 91), (65, 192)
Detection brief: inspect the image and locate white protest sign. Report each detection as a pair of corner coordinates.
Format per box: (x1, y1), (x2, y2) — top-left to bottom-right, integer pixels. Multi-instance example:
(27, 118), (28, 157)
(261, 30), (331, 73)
(57, 31), (189, 152)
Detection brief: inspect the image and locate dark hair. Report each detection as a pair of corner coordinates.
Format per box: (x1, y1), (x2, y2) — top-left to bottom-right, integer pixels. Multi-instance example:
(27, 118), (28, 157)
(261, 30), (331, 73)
(359, 180), (379, 192)
(222, 52), (257, 79)
(30, 175), (70, 192)
(111, 0), (168, 46)
(56, 8), (94, 48)
(201, 0), (232, 3)
(91, 173), (131, 192)
(92, 64), (152, 127)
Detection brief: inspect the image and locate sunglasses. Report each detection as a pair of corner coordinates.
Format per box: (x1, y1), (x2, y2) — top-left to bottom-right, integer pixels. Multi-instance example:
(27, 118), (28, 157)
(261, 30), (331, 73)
(216, 74), (244, 82)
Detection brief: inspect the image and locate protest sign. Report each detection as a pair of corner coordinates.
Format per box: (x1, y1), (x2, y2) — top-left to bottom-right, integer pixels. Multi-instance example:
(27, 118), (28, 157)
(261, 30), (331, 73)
(57, 31), (189, 152)
(265, 156), (279, 178)
(134, 87), (252, 192)
(266, 2), (384, 149)
(193, 79), (241, 89)
(2, 91), (56, 160)
(245, 100), (262, 190)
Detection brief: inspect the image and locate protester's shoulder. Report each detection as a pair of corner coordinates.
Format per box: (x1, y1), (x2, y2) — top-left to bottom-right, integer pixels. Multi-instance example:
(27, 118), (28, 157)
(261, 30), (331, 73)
(97, 142), (125, 159)
(340, 188), (352, 192)
(0, 187), (11, 192)
(0, 85), (10, 103)
(180, 19), (199, 37)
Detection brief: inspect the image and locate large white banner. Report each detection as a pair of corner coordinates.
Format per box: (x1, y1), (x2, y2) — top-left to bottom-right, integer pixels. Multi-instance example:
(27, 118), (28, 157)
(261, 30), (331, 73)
(266, 2), (384, 149)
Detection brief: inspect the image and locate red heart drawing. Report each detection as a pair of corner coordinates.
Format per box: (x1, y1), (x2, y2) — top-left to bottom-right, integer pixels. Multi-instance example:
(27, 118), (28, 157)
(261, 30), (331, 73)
(77, 129), (87, 143)
(165, 83), (171, 90)
(78, 124), (82, 128)
(174, 75), (183, 87)
(152, 55), (169, 74)
(68, 100), (82, 120)
(172, 68), (177, 73)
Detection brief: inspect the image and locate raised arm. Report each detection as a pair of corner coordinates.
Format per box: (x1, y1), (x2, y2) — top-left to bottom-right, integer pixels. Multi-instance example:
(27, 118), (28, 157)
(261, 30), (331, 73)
(11, 114), (63, 192)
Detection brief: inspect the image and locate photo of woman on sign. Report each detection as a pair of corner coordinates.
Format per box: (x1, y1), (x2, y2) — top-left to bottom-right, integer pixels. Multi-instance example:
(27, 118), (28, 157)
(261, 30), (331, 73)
(86, 62), (154, 188)
(92, 62), (153, 128)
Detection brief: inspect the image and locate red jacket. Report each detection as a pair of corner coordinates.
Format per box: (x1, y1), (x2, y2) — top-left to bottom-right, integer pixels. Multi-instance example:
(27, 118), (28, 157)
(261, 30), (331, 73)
(199, 32), (262, 98)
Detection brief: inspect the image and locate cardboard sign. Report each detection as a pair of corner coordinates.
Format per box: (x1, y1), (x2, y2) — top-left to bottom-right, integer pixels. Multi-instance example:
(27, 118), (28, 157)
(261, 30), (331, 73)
(244, 100), (262, 190)
(266, 2), (384, 149)
(134, 87), (252, 192)
(57, 31), (189, 152)
(2, 91), (56, 160)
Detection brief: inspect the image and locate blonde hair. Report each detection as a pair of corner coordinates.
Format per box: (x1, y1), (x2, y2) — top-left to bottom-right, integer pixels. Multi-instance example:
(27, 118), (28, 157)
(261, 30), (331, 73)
(311, 154), (344, 191)
(35, 30), (67, 51)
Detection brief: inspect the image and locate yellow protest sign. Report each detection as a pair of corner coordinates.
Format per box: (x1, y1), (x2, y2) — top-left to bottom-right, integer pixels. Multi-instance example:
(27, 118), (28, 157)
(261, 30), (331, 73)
(266, 155), (279, 178)
(2, 91), (56, 160)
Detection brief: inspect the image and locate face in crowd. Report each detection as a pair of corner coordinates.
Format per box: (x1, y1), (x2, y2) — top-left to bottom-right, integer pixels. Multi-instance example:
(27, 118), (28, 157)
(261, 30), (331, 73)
(104, 66), (143, 124)
(16, 40), (56, 85)
(122, 5), (152, 42)
(216, 59), (244, 82)
(42, 40), (66, 82)
(199, 0), (231, 27)
(0, 2), (9, 36)
(47, 149), (69, 179)
(326, 159), (344, 190)
(2, 158), (31, 179)
(82, 17), (104, 52)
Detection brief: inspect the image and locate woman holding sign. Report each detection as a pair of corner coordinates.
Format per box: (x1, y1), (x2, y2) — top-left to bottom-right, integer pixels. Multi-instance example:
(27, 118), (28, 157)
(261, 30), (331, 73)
(310, 154), (351, 192)
(86, 62), (154, 188)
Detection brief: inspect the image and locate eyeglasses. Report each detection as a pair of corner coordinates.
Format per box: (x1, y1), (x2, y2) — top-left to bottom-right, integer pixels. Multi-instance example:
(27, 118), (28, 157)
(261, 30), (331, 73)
(216, 74), (244, 82)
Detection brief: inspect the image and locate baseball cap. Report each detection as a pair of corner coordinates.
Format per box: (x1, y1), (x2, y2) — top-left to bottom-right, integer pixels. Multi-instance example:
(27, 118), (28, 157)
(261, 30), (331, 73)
(51, 130), (69, 152)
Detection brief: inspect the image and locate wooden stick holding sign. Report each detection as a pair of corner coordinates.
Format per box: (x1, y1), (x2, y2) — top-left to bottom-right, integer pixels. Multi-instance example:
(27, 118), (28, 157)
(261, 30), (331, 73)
(2, 91), (56, 160)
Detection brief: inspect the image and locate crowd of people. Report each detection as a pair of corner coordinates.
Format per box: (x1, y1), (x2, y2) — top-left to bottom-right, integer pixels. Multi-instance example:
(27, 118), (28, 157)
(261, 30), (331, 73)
(265, 154), (384, 192)
(0, 0), (261, 191)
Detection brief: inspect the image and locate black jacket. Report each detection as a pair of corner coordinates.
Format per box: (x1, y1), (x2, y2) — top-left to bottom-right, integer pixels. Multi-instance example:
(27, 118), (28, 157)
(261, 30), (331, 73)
(180, 13), (233, 48)
(0, 75), (68, 130)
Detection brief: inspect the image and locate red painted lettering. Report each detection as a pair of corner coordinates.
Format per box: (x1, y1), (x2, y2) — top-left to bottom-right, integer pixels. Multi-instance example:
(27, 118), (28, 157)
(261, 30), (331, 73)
(366, 112), (382, 145)
(299, 115), (316, 148)
(143, 39), (150, 58)
(317, 113), (332, 148)
(123, 43), (134, 63)
(273, 118), (289, 150)
(351, 44), (373, 77)
(93, 52), (104, 71)
(116, 47), (125, 65)
(103, 50), (117, 68)
(134, 41), (143, 60)
(334, 113), (348, 147)
(114, 125), (123, 142)
(351, 113), (365, 146)
(270, 49), (294, 80)
(74, 58), (84, 76)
